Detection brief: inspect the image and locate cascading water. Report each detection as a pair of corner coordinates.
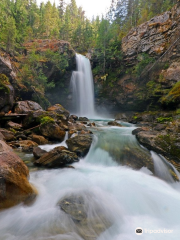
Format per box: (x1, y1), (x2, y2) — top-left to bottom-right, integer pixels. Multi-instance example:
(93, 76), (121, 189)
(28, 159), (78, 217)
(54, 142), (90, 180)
(70, 54), (95, 117)
(1, 120), (180, 240)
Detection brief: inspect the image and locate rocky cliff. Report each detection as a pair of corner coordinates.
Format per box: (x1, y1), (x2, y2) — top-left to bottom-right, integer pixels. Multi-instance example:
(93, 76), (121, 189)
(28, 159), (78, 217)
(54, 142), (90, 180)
(92, 2), (180, 112)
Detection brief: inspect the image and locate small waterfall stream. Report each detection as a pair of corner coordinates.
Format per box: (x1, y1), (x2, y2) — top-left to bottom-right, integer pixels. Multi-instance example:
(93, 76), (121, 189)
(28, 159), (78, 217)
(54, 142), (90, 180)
(70, 54), (95, 117)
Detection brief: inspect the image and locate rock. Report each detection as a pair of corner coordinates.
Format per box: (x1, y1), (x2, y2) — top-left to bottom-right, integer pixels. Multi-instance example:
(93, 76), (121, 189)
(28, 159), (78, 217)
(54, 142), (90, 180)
(15, 133), (27, 140)
(68, 129), (78, 138)
(120, 147), (154, 172)
(31, 134), (48, 145)
(69, 115), (78, 121)
(6, 121), (22, 130)
(47, 104), (70, 119)
(40, 122), (66, 141)
(108, 121), (123, 127)
(33, 147), (47, 159)
(66, 134), (93, 157)
(79, 117), (89, 121)
(57, 194), (111, 240)
(23, 110), (46, 128)
(0, 129), (15, 141)
(87, 122), (96, 127)
(79, 130), (93, 135)
(68, 123), (86, 131)
(0, 140), (36, 210)
(10, 140), (38, 152)
(0, 132), (5, 141)
(0, 81), (14, 113)
(14, 101), (43, 114)
(153, 124), (167, 131)
(34, 146), (79, 168)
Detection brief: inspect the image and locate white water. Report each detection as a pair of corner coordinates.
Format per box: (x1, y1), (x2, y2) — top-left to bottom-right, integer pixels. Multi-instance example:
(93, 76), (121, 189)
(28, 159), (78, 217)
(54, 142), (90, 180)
(70, 54), (95, 117)
(1, 121), (180, 240)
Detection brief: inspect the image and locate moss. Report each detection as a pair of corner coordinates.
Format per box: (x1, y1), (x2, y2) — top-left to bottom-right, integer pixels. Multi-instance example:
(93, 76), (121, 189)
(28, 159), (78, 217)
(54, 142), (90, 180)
(156, 117), (173, 123)
(40, 116), (55, 125)
(0, 74), (10, 85)
(161, 82), (180, 106)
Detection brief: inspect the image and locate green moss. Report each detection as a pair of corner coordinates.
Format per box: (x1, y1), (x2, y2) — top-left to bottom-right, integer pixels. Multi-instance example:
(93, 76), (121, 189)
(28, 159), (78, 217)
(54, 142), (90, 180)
(161, 82), (180, 106)
(156, 117), (173, 123)
(0, 74), (10, 85)
(40, 116), (55, 125)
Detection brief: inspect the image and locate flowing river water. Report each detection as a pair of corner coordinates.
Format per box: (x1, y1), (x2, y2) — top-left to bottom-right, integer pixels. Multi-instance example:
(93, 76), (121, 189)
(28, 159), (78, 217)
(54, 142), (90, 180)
(0, 120), (180, 240)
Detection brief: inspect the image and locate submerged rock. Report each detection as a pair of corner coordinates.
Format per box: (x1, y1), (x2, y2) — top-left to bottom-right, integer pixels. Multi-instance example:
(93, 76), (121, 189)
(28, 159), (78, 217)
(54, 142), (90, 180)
(58, 194), (111, 240)
(108, 121), (123, 127)
(66, 134), (93, 157)
(0, 140), (36, 210)
(34, 146), (79, 168)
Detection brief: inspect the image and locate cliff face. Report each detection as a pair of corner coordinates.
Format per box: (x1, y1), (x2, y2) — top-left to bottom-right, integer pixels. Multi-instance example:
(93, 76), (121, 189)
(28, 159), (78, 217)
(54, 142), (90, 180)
(0, 40), (76, 112)
(92, 3), (180, 112)
(122, 3), (180, 66)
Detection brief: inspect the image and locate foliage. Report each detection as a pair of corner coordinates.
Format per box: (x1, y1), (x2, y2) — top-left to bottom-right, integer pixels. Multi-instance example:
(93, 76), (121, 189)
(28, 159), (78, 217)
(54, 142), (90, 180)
(134, 53), (155, 76)
(161, 82), (180, 106)
(0, 74), (10, 85)
(40, 116), (55, 125)
(156, 117), (173, 123)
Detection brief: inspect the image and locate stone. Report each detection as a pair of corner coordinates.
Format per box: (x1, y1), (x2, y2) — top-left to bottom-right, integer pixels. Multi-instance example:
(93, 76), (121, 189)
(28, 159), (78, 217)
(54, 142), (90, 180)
(66, 134), (93, 157)
(0, 82), (14, 113)
(6, 121), (22, 130)
(47, 104), (70, 119)
(69, 115), (78, 121)
(57, 194), (111, 240)
(10, 140), (38, 152)
(40, 122), (66, 141)
(0, 128), (15, 141)
(34, 146), (79, 168)
(0, 132), (5, 141)
(79, 117), (89, 121)
(33, 147), (47, 159)
(0, 140), (36, 210)
(31, 134), (48, 145)
(108, 121), (123, 127)
(14, 101), (43, 114)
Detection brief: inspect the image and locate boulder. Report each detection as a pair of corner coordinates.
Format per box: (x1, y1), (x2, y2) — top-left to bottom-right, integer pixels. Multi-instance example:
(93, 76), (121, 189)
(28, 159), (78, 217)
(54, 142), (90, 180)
(0, 128), (15, 141)
(34, 146), (79, 168)
(68, 123), (86, 131)
(69, 115), (78, 121)
(14, 101), (43, 114)
(33, 147), (47, 159)
(66, 134), (93, 157)
(31, 134), (48, 145)
(0, 140), (36, 209)
(79, 117), (89, 121)
(108, 121), (123, 127)
(10, 140), (38, 152)
(0, 132), (5, 141)
(47, 104), (70, 119)
(40, 122), (66, 141)
(58, 194), (111, 240)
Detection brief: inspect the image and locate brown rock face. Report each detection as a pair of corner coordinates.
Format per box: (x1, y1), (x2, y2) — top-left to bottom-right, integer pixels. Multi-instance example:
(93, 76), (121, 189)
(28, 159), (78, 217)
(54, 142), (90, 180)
(40, 122), (66, 141)
(34, 146), (79, 168)
(0, 140), (36, 210)
(0, 129), (15, 141)
(66, 134), (93, 157)
(14, 101), (43, 114)
(47, 104), (70, 119)
(122, 4), (180, 65)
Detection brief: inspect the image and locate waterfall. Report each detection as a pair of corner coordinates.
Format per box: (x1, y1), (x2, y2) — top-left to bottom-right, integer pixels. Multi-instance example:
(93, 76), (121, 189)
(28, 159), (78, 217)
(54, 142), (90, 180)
(70, 54), (95, 117)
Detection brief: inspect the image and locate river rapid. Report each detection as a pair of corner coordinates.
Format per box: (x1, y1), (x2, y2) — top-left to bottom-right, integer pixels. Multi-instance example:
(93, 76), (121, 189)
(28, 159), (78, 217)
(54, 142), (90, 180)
(0, 120), (180, 240)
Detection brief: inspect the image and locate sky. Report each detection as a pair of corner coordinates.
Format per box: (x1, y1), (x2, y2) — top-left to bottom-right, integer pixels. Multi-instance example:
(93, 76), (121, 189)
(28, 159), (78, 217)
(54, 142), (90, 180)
(37, 0), (112, 19)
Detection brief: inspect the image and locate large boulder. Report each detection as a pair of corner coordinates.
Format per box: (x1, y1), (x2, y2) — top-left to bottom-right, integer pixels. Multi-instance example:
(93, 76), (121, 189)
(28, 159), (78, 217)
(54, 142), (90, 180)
(66, 134), (93, 157)
(40, 122), (66, 141)
(58, 194), (111, 240)
(47, 104), (70, 119)
(34, 146), (79, 168)
(14, 101), (43, 114)
(0, 140), (36, 209)
(31, 134), (48, 145)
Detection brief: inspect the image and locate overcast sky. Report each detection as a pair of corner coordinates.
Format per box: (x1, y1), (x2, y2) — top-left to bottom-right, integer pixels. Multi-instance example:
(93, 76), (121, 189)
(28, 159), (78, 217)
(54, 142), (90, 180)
(37, 0), (112, 19)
